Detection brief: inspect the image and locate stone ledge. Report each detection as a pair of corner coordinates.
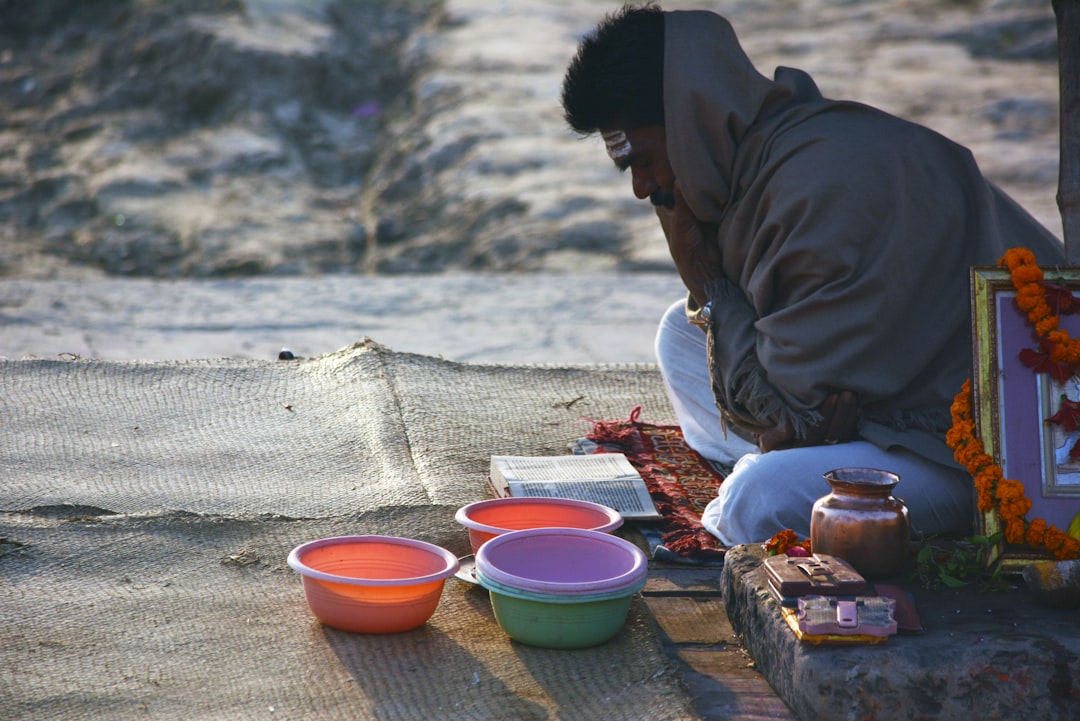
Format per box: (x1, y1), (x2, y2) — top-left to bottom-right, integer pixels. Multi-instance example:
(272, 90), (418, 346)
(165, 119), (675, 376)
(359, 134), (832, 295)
(720, 544), (1080, 721)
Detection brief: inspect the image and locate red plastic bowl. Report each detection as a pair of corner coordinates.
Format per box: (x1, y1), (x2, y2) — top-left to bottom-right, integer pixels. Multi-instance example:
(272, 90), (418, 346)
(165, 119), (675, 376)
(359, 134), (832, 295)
(287, 535), (459, 633)
(455, 497), (623, 554)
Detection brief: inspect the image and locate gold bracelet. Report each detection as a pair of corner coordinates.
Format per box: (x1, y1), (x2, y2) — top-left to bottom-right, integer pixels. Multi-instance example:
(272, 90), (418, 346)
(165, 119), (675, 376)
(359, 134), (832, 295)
(688, 299), (713, 329)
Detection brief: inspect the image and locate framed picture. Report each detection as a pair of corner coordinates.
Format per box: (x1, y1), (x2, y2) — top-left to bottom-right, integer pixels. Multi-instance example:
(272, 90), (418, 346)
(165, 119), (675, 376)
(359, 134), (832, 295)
(971, 267), (1080, 569)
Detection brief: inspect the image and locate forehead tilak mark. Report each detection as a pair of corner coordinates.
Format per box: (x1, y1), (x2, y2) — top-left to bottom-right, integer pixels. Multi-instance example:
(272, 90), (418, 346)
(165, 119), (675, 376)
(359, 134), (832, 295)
(601, 130), (632, 161)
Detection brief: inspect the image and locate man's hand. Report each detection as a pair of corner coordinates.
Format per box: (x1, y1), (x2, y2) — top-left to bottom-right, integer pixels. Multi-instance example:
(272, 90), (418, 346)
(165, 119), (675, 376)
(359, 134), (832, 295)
(655, 183), (721, 307)
(756, 391), (860, 452)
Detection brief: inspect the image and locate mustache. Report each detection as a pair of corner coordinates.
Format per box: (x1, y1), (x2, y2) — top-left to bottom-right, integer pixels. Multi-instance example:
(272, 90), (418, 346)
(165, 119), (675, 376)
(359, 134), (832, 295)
(649, 189), (675, 208)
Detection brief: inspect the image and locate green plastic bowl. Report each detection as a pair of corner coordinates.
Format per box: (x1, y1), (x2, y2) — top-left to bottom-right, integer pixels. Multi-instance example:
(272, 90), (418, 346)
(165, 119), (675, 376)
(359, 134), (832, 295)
(485, 584), (638, 649)
(474, 528), (648, 649)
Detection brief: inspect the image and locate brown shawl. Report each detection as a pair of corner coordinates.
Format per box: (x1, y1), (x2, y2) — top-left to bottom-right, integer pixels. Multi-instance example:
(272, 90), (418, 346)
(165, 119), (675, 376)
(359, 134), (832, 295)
(662, 10), (1064, 466)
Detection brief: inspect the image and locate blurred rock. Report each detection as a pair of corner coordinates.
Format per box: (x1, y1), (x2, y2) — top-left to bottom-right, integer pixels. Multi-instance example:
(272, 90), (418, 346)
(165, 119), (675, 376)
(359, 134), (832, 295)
(0, 0), (1065, 280)
(1022, 559), (1080, 609)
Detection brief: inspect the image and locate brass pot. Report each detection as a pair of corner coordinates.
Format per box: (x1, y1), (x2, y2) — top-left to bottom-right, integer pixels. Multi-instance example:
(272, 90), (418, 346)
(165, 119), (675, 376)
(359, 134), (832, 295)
(810, 467), (911, 578)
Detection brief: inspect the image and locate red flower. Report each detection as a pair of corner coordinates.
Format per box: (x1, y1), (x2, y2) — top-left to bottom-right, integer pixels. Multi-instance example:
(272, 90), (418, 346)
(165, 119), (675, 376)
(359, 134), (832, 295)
(1044, 283), (1080, 315)
(1019, 339), (1076, 384)
(1046, 395), (1080, 433)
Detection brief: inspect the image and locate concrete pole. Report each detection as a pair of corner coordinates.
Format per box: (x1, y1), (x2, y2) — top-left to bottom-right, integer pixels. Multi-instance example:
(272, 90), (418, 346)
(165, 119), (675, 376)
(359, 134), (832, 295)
(1054, 0), (1080, 262)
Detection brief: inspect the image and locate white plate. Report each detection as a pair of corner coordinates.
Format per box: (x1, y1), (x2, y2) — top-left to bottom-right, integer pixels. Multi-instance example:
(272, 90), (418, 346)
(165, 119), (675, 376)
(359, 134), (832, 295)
(454, 554), (479, 584)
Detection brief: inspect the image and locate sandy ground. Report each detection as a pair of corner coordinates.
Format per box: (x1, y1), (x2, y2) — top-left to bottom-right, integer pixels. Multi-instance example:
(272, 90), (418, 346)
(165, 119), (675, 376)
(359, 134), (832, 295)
(0, 272), (686, 363)
(0, 0), (1067, 362)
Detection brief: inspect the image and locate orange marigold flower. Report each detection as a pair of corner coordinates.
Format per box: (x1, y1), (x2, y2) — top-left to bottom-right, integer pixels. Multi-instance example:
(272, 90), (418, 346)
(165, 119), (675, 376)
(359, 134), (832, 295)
(1015, 293), (1041, 314)
(1048, 329), (1070, 345)
(764, 529), (798, 556)
(962, 452), (988, 476)
(1025, 518), (1048, 547)
(1012, 265), (1044, 285)
(1027, 303), (1051, 325)
(955, 419), (976, 437)
(1000, 247), (1036, 270)
(1057, 535), (1080, 560)
(1036, 316), (1060, 336)
(981, 464), (1004, 485)
(995, 478), (1025, 501)
(1065, 341), (1080, 364)
(1005, 517), (1027, 545)
(1043, 526), (1067, 554)
(1016, 280), (1042, 294)
(974, 472), (996, 512)
(997, 492), (1032, 521)
(951, 442), (972, 466)
(996, 479), (1032, 521)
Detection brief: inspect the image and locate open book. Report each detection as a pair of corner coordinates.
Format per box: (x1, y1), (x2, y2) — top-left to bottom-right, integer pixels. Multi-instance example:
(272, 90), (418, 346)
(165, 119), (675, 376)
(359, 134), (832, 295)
(488, 453), (661, 521)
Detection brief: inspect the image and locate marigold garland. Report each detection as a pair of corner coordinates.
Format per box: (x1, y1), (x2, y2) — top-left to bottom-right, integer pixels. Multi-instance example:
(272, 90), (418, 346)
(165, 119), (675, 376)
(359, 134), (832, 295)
(946, 247), (1080, 561)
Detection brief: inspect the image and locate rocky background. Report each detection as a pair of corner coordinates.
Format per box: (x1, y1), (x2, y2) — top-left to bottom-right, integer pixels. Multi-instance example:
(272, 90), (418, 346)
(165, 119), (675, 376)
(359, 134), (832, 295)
(0, 0), (1066, 280)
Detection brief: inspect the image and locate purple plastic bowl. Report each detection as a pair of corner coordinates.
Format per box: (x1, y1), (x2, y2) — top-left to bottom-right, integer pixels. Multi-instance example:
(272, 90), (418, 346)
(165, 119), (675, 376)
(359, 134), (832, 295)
(474, 527), (647, 596)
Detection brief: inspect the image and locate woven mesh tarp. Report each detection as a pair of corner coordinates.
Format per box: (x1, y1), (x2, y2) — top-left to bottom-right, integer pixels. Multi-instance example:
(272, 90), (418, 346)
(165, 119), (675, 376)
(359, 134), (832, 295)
(1, 341), (698, 721)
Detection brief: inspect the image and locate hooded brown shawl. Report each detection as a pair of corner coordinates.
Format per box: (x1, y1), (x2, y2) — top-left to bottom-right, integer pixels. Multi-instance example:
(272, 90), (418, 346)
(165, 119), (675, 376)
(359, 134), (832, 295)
(662, 10), (1064, 466)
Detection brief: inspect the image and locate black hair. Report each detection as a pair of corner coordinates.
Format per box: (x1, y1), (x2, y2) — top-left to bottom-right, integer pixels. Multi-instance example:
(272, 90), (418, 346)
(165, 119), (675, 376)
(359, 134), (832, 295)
(561, 3), (665, 135)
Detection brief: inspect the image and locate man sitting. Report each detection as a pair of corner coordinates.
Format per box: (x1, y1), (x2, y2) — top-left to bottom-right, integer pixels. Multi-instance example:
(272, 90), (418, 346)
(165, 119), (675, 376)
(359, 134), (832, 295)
(561, 4), (1064, 545)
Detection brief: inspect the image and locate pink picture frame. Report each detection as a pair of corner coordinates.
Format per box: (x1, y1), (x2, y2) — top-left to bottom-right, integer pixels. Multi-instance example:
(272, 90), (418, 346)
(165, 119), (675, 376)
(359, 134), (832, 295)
(970, 267), (1080, 569)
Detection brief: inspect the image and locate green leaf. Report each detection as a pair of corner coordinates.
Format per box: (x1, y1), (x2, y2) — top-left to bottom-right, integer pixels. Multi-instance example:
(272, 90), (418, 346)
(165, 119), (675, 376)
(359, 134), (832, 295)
(940, 574), (970, 588)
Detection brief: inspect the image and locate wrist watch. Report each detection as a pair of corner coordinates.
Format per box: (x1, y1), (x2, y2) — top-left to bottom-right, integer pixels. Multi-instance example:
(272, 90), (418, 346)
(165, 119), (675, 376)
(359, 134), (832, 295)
(688, 299), (713, 329)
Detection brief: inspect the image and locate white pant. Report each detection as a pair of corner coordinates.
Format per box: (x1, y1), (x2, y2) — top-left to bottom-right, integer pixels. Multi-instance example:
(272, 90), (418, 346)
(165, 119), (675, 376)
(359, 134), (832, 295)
(654, 299), (974, 546)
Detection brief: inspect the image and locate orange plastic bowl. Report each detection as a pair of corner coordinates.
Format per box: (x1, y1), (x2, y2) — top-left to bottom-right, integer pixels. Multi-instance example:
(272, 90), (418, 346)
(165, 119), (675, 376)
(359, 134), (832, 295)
(287, 535), (459, 633)
(455, 497), (623, 554)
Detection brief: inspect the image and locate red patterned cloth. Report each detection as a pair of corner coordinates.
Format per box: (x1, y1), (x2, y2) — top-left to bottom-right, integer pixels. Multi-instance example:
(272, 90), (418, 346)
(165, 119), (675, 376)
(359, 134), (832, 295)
(586, 405), (727, 560)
